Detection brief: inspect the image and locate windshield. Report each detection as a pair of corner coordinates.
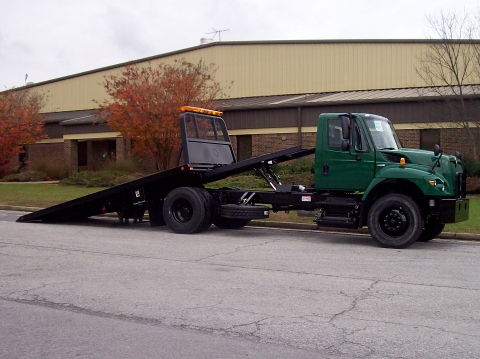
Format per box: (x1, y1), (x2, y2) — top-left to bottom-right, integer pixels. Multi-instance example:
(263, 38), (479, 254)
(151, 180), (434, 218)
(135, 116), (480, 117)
(364, 116), (402, 150)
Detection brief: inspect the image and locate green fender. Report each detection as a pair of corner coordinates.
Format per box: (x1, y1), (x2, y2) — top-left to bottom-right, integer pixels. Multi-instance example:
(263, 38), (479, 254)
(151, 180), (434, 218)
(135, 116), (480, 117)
(361, 166), (446, 201)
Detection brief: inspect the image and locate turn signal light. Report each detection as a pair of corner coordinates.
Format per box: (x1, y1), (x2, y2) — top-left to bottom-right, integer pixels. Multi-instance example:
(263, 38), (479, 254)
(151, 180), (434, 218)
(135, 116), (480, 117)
(400, 158), (406, 168)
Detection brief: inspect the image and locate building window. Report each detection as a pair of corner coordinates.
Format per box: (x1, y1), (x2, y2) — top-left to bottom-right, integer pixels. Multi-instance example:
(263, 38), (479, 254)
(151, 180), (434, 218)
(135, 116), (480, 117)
(78, 141), (87, 167)
(420, 129), (440, 151)
(237, 135), (252, 161)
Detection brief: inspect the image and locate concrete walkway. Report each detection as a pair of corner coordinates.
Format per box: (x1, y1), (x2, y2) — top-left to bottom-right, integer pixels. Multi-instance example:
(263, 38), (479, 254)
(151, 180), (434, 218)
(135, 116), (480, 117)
(0, 181), (60, 184)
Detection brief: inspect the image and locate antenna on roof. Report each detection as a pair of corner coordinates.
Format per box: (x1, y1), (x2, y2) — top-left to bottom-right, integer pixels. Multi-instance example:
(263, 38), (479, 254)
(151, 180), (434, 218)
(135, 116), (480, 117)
(206, 28), (229, 42)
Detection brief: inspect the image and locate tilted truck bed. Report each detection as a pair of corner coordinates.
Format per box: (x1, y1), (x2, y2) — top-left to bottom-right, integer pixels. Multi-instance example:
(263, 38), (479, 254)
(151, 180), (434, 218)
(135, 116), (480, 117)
(17, 145), (314, 223)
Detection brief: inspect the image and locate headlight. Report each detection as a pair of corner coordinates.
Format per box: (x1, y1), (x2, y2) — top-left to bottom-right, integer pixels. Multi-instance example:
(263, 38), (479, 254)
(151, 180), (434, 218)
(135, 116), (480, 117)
(427, 178), (445, 192)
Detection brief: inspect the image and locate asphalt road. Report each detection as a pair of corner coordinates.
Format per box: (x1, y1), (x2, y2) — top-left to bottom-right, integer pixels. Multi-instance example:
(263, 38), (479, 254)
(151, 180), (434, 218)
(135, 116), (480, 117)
(1, 210), (480, 359)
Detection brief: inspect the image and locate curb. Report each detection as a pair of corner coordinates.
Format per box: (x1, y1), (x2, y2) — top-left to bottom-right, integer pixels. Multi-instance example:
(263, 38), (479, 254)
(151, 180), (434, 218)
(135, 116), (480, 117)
(2, 205), (479, 242)
(0, 181), (59, 185)
(249, 220), (480, 242)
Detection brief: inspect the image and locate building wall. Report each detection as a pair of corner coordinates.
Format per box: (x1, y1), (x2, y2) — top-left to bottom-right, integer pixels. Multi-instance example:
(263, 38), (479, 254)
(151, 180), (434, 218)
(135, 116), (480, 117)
(28, 142), (64, 165)
(25, 41), (480, 113)
(397, 129), (420, 149)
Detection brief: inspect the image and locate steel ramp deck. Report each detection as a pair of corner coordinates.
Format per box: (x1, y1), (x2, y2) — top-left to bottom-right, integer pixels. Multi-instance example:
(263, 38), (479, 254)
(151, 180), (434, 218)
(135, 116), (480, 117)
(17, 146), (315, 223)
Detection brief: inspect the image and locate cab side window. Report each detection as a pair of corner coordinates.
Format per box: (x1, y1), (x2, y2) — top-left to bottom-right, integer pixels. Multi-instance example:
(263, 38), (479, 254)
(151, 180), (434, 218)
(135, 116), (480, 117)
(353, 121), (369, 152)
(328, 119), (342, 148)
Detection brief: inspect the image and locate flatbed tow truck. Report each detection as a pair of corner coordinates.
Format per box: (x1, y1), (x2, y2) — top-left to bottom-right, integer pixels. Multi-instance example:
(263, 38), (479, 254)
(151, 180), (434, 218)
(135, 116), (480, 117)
(18, 106), (469, 248)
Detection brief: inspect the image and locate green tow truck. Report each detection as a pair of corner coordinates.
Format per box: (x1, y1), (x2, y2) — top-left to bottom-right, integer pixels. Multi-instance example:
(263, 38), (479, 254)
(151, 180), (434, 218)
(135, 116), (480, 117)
(18, 107), (469, 249)
(312, 113), (469, 247)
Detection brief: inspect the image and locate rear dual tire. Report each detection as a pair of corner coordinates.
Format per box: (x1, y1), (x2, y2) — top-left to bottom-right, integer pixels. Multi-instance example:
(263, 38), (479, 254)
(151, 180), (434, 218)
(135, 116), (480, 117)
(163, 187), (213, 234)
(163, 187), (269, 233)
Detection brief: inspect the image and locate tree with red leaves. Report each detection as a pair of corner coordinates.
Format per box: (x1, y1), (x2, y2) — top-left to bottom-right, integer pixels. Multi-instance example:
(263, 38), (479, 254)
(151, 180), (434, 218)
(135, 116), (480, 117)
(98, 59), (228, 171)
(0, 89), (46, 177)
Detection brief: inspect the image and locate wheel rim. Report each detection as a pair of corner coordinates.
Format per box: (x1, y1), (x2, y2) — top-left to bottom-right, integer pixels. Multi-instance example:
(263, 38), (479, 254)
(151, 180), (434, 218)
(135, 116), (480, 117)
(379, 208), (408, 236)
(171, 199), (193, 223)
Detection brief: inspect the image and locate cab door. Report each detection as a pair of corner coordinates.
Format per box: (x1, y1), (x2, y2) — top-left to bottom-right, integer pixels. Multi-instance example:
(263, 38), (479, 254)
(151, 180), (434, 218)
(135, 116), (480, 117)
(316, 117), (375, 191)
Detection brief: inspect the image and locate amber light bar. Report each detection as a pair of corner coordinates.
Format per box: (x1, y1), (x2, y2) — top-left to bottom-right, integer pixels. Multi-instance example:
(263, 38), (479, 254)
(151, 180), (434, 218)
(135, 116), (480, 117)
(179, 106), (223, 117)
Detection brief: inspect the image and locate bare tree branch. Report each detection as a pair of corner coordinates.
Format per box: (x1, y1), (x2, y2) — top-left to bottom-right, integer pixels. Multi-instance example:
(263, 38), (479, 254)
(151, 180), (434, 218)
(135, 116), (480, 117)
(416, 10), (480, 161)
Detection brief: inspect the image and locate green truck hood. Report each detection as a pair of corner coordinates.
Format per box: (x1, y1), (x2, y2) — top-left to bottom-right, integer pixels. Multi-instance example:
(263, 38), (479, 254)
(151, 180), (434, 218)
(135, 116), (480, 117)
(378, 148), (463, 195)
(382, 148), (461, 170)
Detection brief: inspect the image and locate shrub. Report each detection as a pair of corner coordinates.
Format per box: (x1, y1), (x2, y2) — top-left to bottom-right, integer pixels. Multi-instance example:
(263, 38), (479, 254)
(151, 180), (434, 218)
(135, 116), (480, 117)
(278, 158), (314, 175)
(0, 170), (48, 182)
(59, 170), (145, 188)
(29, 158), (69, 180)
(461, 157), (480, 178)
(106, 157), (141, 173)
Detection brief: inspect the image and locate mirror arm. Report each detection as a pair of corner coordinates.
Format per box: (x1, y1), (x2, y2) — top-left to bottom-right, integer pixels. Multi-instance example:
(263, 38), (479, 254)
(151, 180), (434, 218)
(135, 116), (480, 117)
(429, 145), (443, 173)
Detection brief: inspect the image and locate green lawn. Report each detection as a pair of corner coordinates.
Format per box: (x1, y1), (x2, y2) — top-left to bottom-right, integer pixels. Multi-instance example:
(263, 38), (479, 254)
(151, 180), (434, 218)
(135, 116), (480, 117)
(445, 195), (480, 234)
(0, 183), (103, 208)
(0, 183), (478, 234)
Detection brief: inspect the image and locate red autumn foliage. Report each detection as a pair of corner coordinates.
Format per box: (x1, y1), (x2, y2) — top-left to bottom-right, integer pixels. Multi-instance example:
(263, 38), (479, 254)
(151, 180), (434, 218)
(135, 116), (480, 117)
(97, 59), (228, 171)
(0, 89), (46, 176)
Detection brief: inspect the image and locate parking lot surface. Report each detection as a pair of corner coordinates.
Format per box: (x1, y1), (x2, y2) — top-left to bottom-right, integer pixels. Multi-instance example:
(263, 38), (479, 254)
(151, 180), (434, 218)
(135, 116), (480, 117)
(1, 210), (479, 358)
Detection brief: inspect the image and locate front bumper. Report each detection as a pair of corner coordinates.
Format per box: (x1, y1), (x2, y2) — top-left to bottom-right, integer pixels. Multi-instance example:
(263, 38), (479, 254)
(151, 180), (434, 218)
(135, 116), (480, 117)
(440, 198), (469, 223)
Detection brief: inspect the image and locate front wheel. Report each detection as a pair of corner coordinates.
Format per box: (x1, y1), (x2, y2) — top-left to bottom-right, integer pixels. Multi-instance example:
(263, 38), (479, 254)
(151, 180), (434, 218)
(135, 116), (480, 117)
(367, 194), (423, 249)
(418, 221), (445, 242)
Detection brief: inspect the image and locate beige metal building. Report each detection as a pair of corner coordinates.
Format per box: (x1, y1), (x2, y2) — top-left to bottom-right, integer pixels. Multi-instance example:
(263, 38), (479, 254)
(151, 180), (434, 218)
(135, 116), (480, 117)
(24, 40), (480, 173)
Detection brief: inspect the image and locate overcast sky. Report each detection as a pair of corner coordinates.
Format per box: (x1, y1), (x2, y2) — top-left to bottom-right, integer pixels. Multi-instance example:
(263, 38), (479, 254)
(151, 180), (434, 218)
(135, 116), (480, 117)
(1, 0), (479, 89)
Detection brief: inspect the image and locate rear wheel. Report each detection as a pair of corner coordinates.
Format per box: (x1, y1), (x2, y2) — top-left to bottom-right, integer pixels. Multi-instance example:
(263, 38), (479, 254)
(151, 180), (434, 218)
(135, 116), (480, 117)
(368, 194), (423, 249)
(418, 221), (445, 242)
(193, 187), (215, 231)
(163, 187), (208, 234)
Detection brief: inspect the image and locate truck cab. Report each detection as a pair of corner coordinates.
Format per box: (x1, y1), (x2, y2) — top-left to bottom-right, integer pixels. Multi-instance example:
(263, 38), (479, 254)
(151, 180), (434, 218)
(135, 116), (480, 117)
(314, 113), (469, 247)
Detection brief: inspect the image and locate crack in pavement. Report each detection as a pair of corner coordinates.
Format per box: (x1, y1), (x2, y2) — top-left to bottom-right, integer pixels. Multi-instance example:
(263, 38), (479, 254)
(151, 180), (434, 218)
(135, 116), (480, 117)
(0, 296), (283, 350)
(5, 281), (76, 298)
(194, 239), (281, 261)
(324, 279), (380, 358)
(323, 278), (480, 357)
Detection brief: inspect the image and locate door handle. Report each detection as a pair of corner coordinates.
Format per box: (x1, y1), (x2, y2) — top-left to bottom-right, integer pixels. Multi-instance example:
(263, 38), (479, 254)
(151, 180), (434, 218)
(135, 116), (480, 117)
(323, 163), (329, 176)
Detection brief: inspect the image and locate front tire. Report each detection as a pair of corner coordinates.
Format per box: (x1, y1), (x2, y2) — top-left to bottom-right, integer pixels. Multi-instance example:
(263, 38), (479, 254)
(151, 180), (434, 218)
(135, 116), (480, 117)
(418, 221), (445, 242)
(367, 194), (423, 249)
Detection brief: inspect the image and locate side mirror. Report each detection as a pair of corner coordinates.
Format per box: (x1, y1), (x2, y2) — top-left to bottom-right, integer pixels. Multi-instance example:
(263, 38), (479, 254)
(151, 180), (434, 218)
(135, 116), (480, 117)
(429, 144), (443, 173)
(341, 115), (351, 140)
(341, 139), (350, 151)
(433, 144), (442, 156)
